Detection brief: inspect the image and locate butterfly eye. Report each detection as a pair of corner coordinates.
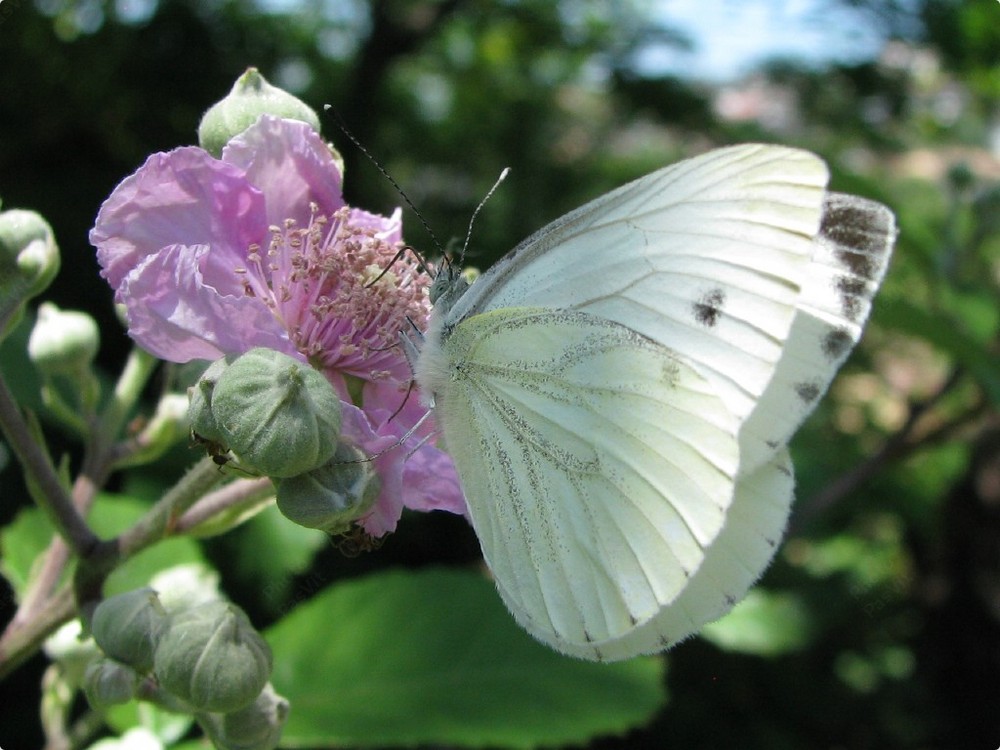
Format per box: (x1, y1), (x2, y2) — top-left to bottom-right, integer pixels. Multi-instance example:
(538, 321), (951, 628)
(428, 265), (469, 309)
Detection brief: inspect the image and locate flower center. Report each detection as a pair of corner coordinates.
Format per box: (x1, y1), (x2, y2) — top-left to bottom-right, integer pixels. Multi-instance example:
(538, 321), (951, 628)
(239, 205), (430, 382)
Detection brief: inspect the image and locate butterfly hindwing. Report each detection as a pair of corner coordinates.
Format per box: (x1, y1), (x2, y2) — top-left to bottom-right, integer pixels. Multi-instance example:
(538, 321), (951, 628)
(428, 307), (741, 654)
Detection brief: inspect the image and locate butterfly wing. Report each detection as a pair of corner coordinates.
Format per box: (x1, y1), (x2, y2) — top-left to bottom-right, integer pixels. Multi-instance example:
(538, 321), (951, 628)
(426, 307), (754, 658)
(418, 144), (895, 660)
(589, 448), (795, 660)
(739, 193), (896, 470)
(447, 145), (829, 434)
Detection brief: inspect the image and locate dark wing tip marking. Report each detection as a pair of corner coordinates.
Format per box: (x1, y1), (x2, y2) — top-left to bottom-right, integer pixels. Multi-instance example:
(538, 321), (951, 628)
(835, 276), (867, 321)
(820, 196), (894, 269)
(693, 287), (726, 327)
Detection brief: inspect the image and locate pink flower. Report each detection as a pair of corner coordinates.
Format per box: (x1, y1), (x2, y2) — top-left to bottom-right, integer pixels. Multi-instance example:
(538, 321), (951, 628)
(90, 115), (466, 535)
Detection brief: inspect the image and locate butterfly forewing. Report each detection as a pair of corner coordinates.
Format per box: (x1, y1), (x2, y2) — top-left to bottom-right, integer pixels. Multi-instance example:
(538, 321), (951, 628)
(446, 145), (830, 428)
(738, 194), (896, 472)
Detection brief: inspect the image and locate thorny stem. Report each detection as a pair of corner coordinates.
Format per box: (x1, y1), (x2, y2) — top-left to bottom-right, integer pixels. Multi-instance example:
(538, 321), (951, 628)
(0, 584), (74, 681)
(0, 459), (263, 680)
(116, 456), (231, 557)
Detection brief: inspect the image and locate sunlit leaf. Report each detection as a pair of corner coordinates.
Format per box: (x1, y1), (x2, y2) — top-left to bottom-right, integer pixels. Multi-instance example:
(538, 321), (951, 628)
(700, 589), (812, 656)
(268, 567), (666, 749)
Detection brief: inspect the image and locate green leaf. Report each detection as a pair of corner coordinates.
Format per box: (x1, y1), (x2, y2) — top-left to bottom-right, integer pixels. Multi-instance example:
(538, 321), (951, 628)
(0, 493), (206, 600)
(0, 504), (55, 598)
(229, 504), (327, 612)
(268, 567), (666, 749)
(700, 589), (813, 657)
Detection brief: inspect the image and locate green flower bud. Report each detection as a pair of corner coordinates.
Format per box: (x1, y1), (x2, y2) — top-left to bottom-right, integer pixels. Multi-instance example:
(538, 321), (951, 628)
(154, 600), (272, 713)
(199, 683), (290, 750)
(198, 68), (322, 158)
(210, 348), (342, 478)
(83, 657), (141, 708)
(0, 208), (60, 305)
(27, 303), (99, 376)
(275, 442), (380, 533)
(188, 356), (234, 448)
(91, 588), (169, 674)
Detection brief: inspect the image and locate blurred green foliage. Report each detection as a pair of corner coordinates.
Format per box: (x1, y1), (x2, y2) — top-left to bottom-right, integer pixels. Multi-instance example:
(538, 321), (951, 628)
(1, 0), (998, 748)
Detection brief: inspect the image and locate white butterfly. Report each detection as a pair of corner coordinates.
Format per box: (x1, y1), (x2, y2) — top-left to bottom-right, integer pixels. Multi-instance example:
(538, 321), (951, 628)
(412, 144), (895, 661)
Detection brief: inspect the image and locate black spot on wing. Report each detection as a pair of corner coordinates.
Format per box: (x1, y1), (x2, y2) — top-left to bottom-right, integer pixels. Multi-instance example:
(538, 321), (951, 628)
(795, 381), (821, 403)
(693, 288), (726, 327)
(822, 327), (854, 361)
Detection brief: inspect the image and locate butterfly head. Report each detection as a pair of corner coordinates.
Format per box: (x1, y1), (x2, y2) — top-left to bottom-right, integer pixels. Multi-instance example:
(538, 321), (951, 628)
(428, 261), (469, 316)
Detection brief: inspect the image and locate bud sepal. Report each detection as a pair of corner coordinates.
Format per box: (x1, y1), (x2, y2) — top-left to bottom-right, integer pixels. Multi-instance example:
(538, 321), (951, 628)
(153, 600), (272, 713)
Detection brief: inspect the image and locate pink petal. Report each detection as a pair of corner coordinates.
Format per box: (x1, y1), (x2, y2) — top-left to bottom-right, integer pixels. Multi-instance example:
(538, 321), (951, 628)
(90, 148), (267, 296)
(348, 207), (403, 244)
(339, 404), (407, 537)
(120, 244), (294, 363)
(401, 443), (467, 516)
(222, 116), (346, 228)
(342, 391), (466, 537)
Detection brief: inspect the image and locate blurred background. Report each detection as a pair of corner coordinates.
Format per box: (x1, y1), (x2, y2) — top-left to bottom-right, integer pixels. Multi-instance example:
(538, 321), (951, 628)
(0, 1), (998, 748)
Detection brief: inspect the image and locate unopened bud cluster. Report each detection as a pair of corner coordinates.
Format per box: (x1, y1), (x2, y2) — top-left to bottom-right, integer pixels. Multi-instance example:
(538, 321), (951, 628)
(188, 348), (342, 478)
(85, 587), (286, 750)
(189, 347), (380, 535)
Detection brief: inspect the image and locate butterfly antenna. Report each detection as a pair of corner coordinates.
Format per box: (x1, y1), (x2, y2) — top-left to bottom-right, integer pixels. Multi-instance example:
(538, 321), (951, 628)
(364, 243), (433, 289)
(324, 104), (444, 258)
(457, 167), (510, 267)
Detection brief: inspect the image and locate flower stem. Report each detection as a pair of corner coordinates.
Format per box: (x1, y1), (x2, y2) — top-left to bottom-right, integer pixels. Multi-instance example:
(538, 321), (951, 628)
(117, 456), (229, 558)
(0, 583), (75, 682)
(0, 371), (98, 556)
(91, 346), (159, 461)
(175, 476), (275, 535)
